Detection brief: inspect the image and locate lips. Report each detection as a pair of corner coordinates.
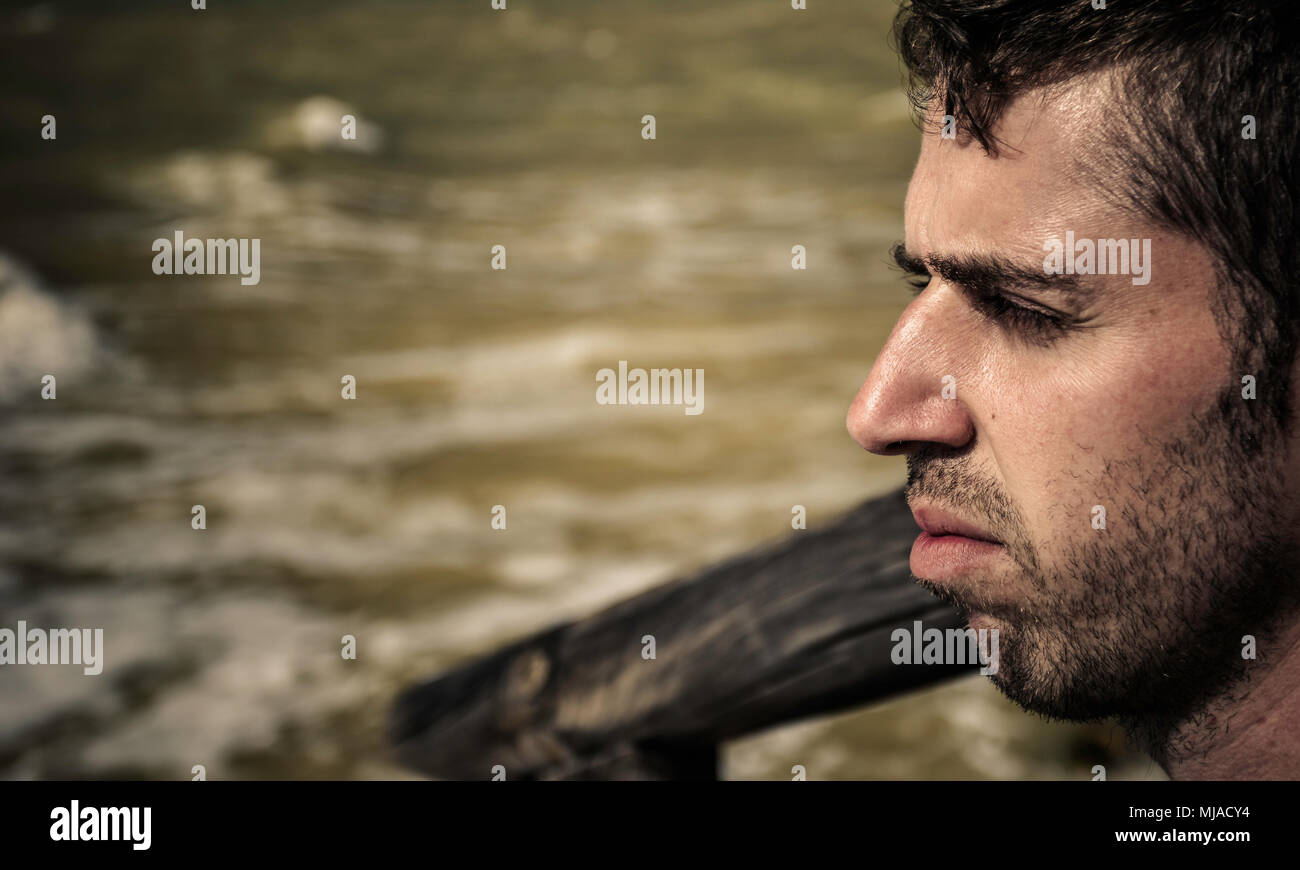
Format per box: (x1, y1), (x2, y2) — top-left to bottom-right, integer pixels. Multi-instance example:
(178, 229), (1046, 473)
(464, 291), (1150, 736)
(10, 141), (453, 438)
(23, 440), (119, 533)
(908, 504), (1006, 581)
(910, 506), (1002, 544)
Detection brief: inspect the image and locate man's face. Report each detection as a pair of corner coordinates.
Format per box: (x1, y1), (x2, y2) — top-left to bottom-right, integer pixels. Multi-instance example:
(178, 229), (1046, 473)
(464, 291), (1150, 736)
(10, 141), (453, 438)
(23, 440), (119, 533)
(847, 78), (1299, 729)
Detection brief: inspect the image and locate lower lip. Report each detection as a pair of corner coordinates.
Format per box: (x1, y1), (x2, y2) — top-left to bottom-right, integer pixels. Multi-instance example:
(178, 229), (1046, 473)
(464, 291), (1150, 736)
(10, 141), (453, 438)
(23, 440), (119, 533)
(910, 531), (1004, 579)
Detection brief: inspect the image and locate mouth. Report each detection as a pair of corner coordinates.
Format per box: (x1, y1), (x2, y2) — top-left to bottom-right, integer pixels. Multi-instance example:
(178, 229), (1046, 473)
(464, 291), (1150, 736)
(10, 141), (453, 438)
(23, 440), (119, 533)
(908, 505), (1005, 580)
(910, 506), (1002, 543)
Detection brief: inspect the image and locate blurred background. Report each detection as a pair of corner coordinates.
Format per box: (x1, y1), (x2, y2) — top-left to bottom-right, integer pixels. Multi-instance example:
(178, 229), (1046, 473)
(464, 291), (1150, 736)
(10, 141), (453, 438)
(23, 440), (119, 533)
(0, 0), (1160, 779)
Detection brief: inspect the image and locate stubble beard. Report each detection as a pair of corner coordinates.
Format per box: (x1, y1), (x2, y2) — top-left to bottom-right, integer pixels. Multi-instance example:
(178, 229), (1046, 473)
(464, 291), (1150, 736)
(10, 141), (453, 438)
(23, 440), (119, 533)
(906, 384), (1300, 765)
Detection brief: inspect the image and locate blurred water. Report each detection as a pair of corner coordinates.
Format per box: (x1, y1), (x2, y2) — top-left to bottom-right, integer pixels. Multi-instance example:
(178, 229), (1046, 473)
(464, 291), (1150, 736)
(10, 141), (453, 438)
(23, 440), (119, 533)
(0, 0), (1161, 779)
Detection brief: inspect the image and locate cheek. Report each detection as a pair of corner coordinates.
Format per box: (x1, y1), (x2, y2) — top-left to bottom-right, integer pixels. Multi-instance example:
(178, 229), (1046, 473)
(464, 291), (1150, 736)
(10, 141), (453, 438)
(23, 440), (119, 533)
(978, 320), (1227, 548)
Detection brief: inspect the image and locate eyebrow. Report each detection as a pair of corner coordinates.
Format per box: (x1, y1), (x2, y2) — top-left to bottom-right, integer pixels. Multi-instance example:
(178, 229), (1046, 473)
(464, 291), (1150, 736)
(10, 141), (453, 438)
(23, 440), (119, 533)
(890, 241), (1092, 299)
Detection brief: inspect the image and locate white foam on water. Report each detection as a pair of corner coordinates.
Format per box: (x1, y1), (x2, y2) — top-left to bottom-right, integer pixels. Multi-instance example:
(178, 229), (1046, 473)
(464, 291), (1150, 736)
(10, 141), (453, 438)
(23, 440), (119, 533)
(0, 253), (101, 405)
(76, 590), (370, 778)
(131, 151), (292, 218)
(263, 95), (385, 154)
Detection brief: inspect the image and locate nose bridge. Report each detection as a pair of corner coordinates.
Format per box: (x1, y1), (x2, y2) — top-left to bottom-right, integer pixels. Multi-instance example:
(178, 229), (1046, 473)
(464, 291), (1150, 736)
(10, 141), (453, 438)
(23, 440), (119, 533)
(848, 291), (973, 455)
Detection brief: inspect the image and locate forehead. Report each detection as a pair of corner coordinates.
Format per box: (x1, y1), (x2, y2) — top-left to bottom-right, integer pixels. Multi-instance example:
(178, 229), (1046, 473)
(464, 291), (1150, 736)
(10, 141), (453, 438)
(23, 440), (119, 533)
(905, 76), (1122, 258)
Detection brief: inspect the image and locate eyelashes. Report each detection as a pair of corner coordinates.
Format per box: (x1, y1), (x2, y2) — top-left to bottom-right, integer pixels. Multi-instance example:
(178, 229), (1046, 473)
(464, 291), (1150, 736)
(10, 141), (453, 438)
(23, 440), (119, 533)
(966, 289), (1069, 341)
(901, 272), (1070, 344)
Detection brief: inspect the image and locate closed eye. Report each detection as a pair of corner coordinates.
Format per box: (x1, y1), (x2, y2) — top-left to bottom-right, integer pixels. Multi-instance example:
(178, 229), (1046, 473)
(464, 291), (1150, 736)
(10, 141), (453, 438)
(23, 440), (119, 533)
(888, 242), (1071, 345)
(968, 290), (1068, 342)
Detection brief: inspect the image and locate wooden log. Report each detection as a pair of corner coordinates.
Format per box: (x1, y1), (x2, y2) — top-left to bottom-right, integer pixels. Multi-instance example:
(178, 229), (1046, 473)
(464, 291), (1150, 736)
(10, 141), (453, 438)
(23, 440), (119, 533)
(390, 486), (973, 780)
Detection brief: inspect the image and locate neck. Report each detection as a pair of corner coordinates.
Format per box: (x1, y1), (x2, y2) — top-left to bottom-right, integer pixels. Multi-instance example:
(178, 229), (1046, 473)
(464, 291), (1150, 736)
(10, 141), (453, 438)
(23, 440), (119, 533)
(1132, 618), (1300, 780)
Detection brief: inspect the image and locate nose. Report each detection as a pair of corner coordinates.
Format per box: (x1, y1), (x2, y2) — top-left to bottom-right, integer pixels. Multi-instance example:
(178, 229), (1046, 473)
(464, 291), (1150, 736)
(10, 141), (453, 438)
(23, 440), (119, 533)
(846, 291), (976, 456)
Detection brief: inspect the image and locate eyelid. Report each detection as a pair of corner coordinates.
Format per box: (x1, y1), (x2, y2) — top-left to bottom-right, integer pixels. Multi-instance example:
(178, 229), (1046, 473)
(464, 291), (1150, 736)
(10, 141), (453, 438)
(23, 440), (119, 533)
(970, 290), (1071, 342)
(919, 277), (1070, 340)
(888, 243), (1082, 345)
(992, 288), (1061, 317)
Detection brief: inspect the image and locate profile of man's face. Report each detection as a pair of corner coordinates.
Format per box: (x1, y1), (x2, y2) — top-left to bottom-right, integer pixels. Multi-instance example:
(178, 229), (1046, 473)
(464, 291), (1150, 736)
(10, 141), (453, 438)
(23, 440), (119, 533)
(847, 76), (1300, 743)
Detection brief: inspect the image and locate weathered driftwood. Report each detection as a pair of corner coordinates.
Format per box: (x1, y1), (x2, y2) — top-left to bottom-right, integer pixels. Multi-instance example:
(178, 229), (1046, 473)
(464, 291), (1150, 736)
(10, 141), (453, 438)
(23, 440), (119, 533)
(390, 486), (973, 780)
